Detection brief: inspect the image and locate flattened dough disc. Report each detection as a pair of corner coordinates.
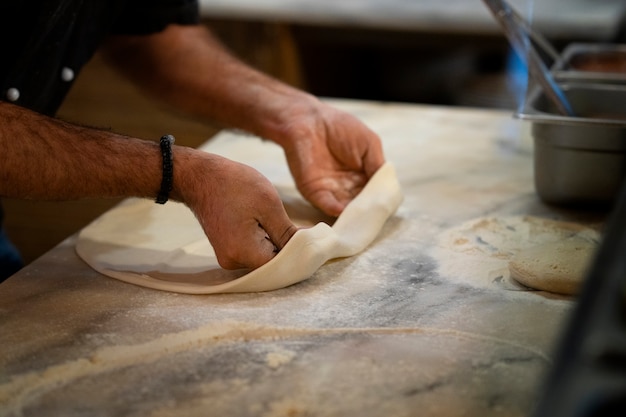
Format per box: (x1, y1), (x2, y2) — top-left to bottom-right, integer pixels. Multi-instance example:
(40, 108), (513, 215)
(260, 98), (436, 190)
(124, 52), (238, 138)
(76, 163), (403, 294)
(508, 236), (598, 295)
(433, 215), (601, 293)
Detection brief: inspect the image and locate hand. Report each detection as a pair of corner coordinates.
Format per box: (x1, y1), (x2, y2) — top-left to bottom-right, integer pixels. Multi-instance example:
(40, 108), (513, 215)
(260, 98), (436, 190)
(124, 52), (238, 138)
(175, 149), (297, 270)
(275, 98), (385, 217)
(103, 26), (383, 218)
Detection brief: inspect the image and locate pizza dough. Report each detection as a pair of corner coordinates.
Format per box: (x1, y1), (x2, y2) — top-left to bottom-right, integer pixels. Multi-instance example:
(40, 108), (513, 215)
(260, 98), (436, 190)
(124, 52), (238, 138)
(432, 216), (601, 294)
(75, 162), (403, 294)
(508, 236), (598, 295)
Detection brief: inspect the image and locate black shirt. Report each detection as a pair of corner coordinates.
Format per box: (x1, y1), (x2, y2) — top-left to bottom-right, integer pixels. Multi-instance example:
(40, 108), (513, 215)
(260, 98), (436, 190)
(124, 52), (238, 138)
(0, 0), (199, 116)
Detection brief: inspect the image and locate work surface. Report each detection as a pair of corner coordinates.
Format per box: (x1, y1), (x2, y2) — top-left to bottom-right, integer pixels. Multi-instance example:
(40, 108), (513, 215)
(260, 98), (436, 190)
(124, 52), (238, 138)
(199, 0), (626, 40)
(0, 100), (607, 416)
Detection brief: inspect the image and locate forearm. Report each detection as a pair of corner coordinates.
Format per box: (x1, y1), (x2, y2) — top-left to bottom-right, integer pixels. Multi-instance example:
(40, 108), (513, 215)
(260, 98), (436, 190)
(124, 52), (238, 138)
(101, 23), (385, 217)
(0, 101), (174, 201)
(0, 102), (297, 269)
(101, 24), (316, 146)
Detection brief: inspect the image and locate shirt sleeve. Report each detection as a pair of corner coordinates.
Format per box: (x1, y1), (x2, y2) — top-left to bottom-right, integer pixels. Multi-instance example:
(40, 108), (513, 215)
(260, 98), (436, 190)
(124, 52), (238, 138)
(112, 0), (199, 35)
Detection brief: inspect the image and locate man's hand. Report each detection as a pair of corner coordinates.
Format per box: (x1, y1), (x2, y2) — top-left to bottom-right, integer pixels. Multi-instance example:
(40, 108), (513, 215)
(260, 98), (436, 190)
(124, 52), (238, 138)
(271, 98), (385, 217)
(103, 23), (385, 222)
(174, 148), (297, 270)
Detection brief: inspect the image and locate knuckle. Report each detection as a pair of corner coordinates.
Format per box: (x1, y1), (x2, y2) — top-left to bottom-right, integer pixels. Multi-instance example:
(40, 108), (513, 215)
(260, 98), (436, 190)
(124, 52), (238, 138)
(277, 224), (298, 249)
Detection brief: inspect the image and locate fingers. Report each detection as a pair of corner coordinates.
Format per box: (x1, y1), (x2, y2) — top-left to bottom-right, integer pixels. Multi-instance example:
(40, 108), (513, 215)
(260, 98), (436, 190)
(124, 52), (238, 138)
(215, 218), (296, 270)
(332, 109), (385, 178)
(313, 190), (345, 217)
(351, 125), (385, 179)
(180, 153), (298, 271)
(305, 171), (368, 217)
(363, 144), (385, 178)
(312, 184), (362, 217)
(213, 202), (297, 271)
(260, 215), (298, 252)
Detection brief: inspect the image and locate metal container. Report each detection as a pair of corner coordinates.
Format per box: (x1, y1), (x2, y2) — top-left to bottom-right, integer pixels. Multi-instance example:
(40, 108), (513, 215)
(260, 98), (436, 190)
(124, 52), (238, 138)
(517, 83), (626, 206)
(552, 43), (626, 85)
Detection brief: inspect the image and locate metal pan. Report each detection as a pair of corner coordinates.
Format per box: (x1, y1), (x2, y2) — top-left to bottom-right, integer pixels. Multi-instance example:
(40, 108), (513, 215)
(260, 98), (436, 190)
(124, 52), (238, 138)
(517, 83), (626, 205)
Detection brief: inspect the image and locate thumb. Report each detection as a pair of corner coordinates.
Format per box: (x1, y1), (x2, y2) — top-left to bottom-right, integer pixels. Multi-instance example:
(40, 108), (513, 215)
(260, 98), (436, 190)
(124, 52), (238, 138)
(363, 145), (385, 179)
(259, 210), (298, 253)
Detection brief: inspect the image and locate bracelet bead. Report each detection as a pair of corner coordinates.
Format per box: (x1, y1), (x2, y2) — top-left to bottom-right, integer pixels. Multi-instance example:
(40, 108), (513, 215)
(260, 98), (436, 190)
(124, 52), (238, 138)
(156, 134), (175, 204)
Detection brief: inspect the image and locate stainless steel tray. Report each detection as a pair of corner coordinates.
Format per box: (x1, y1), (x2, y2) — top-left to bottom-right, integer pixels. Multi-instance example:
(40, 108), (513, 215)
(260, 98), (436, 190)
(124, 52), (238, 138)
(516, 83), (626, 205)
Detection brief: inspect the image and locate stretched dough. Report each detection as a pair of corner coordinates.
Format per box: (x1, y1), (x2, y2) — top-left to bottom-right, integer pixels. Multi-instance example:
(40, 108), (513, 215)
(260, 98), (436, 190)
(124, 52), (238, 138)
(76, 163), (403, 294)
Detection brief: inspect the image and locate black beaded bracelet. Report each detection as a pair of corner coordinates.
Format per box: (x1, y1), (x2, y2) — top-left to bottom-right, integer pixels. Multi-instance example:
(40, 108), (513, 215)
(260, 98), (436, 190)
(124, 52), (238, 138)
(156, 134), (175, 204)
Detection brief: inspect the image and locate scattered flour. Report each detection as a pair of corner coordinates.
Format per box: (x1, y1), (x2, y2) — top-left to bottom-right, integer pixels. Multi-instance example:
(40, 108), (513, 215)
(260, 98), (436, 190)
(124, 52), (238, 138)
(430, 216), (601, 292)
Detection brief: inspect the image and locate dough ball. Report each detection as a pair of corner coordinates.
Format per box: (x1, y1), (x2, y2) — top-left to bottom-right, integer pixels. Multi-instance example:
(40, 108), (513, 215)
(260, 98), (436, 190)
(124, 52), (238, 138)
(508, 236), (598, 295)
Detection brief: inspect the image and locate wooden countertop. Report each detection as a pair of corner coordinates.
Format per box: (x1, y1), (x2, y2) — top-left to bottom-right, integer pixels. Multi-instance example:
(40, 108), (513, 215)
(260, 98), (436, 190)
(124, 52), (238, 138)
(0, 100), (606, 417)
(199, 0), (626, 40)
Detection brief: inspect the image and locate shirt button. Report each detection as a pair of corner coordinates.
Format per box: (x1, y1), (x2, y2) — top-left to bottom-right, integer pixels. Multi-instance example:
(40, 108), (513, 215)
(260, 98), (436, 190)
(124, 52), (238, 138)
(61, 67), (74, 82)
(6, 88), (20, 102)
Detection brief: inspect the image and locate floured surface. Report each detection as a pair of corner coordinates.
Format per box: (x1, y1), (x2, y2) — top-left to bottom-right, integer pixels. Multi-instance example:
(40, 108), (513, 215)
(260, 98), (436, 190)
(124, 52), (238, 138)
(76, 158), (402, 293)
(0, 321), (548, 417)
(1, 101), (607, 417)
(431, 216), (602, 293)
